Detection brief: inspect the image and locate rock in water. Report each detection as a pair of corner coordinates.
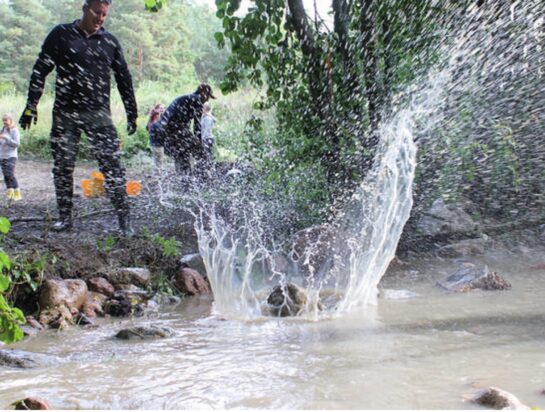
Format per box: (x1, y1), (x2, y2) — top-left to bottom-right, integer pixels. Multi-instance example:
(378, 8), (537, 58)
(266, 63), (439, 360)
(115, 326), (175, 340)
(471, 387), (529, 410)
(437, 264), (511, 292)
(267, 283), (308, 317)
(13, 397), (50, 410)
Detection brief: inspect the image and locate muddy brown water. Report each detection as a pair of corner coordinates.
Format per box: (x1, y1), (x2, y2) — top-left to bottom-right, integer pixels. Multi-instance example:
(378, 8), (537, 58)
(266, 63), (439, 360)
(1, 249), (544, 409)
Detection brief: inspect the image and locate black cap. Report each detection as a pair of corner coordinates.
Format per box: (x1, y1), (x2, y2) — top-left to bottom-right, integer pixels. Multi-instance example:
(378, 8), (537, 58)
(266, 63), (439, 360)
(196, 83), (216, 99)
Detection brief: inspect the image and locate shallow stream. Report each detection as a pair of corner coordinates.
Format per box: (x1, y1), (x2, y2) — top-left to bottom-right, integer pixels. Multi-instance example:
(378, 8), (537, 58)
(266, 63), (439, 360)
(1, 250), (544, 409)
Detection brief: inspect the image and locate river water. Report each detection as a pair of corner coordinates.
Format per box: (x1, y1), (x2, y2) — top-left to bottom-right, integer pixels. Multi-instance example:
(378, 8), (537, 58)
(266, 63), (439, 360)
(1, 249), (544, 409)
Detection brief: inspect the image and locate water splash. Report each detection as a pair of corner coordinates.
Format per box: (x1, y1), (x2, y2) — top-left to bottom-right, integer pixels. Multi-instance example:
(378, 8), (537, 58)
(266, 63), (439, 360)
(188, 1), (545, 321)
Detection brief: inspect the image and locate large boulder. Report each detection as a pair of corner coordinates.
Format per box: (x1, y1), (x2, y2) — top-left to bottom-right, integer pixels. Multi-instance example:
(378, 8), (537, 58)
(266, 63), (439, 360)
(103, 290), (151, 317)
(290, 225), (347, 278)
(107, 268), (151, 288)
(86, 277), (114, 297)
(180, 253), (207, 277)
(470, 387), (529, 410)
(39, 279), (88, 313)
(436, 238), (488, 258)
(266, 282), (308, 317)
(115, 325), (175, 340)
(38, 279), (88, 327)
(81, 292), (107, 318)
(417, 198), (480, 237)
(437, 264), (511, 292)
(173, 268), (211, 295)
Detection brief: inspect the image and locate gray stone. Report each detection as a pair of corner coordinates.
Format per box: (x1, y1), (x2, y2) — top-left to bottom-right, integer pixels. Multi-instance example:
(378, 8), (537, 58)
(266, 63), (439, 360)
(108, 268), (151, 288)
(417, 198), (480, 237)
(471, 387), (529, 410)
(0, 349), (54, 369)
(437, 238), (487, 258)
(437, 264), (511, 292)
(115, 326), (175, 340)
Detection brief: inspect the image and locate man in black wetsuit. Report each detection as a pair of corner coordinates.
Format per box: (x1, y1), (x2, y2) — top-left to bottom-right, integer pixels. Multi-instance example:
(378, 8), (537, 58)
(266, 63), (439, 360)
(19, 0), (137, 235)
(159, 84), (215, 174)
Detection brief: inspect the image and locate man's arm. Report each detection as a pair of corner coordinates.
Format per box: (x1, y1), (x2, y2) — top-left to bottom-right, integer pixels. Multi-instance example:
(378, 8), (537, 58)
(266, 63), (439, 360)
(20, 27), (59, 129)
(111, 38), (138, 134)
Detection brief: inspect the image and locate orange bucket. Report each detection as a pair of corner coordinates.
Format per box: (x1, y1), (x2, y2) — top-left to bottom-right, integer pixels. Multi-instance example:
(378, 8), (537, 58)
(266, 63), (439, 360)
(126, 180), (142, 196)
(91, 171), (106, 196)
(81, 179), (93, 198)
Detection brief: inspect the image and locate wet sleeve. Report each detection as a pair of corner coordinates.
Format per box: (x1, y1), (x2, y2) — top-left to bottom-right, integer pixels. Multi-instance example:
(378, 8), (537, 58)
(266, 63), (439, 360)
(26, 27), (59, 108)
(111, 37), (138, 122)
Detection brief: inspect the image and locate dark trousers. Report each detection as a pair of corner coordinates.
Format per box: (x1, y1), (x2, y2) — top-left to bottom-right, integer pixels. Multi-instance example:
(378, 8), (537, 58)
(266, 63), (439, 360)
(0, 157), (18, 189)
(163, 128), (204, 174)
(50, 110), (129, 219)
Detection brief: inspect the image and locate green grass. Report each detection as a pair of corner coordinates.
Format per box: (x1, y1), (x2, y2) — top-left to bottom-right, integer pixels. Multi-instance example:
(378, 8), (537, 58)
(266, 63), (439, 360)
(0, 84), (273, 163)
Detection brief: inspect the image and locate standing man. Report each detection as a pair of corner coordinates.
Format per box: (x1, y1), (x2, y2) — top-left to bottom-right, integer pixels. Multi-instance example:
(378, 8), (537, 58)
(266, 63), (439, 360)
(159, 84), (215, 174)
(19, 0), (138, 235)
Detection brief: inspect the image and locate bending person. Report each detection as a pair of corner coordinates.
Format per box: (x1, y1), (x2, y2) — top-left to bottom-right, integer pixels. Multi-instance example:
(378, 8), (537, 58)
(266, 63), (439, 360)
(19, 0), (138, 235)
(159, 84), (215, 174)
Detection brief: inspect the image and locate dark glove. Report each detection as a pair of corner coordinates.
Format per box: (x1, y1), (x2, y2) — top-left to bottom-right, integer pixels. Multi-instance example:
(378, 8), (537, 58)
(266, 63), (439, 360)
(19, 106), (38, 130)
(127, 118), (137, 135)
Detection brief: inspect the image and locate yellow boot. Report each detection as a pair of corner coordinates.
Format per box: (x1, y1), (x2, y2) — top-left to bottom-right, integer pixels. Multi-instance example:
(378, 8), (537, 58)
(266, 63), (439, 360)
(12, 188), (21, 201)
(6, 188), (14, 200)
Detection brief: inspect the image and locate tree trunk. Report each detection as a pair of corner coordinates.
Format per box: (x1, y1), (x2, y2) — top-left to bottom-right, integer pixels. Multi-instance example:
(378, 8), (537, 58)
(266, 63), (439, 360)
(287, 0), (340, 189)
(359, 0), (381, 173)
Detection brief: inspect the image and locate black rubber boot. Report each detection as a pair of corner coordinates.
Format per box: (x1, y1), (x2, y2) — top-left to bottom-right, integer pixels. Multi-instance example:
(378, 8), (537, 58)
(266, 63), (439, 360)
(51, 214), (73, 232)
(118, 212), (134, 237)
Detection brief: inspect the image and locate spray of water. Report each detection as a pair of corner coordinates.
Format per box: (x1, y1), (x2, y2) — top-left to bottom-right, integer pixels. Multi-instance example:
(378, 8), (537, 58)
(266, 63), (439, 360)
(180, 1), (545, 321)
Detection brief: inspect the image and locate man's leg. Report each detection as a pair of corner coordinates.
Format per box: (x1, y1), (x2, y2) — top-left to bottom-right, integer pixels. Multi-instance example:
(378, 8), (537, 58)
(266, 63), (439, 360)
(87, 125), (132, 235)
(50, 114), (81, 230)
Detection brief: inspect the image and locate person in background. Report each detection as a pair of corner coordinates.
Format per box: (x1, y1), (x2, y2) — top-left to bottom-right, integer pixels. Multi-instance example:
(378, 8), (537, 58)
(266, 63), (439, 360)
(18, 0), (138, 235)
(159, 84), (215, 174)
(147, 103), (165, 173)
(0, 114), (21, 201)
(200, 102), (215, 164)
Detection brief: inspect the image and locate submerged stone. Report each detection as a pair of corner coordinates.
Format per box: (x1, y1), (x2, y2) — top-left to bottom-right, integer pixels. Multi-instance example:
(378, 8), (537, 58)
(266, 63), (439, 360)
(267, 282), (308, 317)
(0, 349), (55, 369)
(13, 397), (51, 410)
(437, 264), (511, 292)
(471, 387), (529, 410)
(115, 326), (175, 340)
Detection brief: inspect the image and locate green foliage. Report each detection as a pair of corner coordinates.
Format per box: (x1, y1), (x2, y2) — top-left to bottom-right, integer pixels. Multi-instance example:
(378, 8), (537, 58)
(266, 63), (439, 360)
(151, 272), (178, 296)
(140, 227), (179, 258)
(152, 234), (179, 258)
(0, 218), (26, 344)
(96, 234), (117, 253)
(8, 252), (46, 294)
(144, 0), (165, 12)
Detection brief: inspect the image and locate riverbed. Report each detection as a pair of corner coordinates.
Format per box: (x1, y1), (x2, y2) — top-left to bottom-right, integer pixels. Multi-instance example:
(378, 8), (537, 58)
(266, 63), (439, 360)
(1, 250), (544, 409)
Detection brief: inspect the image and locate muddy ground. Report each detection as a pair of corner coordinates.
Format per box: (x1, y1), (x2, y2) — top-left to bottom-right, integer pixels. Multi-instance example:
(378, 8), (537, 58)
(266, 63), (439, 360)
(0, 158), (199, 297)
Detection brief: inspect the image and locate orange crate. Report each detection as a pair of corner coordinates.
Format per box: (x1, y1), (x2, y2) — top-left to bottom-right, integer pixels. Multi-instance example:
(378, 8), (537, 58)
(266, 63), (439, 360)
(126, 180), (142, 196)
(81, 179), (93, 198)
(91, 171), (106, 196)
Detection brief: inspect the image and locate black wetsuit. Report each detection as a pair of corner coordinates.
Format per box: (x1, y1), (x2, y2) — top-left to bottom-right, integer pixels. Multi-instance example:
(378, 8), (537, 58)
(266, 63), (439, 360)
(26, 20), (137, 220)
(158, 92), (204, 173)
